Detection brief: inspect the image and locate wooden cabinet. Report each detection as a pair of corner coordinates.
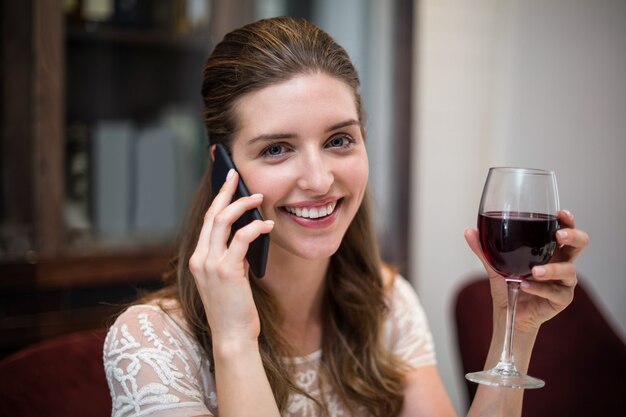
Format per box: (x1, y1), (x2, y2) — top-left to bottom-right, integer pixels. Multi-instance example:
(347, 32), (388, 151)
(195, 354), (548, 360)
(0, 0), (210, 356)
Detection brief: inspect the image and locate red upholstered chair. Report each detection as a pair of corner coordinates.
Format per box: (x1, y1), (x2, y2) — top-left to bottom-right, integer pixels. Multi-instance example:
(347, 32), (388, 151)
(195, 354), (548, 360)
(454, 275), (626, 416)
(0, 330), (111, 417)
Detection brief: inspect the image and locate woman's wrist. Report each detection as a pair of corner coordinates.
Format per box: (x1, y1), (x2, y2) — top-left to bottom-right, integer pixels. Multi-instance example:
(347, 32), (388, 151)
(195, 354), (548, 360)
(213, 336), (261, 362)
(212, 335), (281, 417)
(492, 304), (542, 336)
(488, 310), (540, 372)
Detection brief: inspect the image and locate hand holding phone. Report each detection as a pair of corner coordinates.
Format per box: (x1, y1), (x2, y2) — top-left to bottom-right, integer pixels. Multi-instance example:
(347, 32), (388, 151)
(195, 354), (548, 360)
(211, 144), (270, 278)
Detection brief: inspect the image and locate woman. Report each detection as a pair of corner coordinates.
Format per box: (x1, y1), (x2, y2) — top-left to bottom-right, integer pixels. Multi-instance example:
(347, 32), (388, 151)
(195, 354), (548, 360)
(103, 16), (588, 417)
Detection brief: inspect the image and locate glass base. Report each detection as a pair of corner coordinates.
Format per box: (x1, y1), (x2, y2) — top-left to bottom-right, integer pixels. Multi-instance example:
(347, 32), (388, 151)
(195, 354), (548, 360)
(466, 368), (545, 389)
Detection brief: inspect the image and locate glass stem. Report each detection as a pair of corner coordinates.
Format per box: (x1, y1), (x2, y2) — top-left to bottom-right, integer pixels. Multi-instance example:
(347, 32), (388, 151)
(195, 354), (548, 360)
(497, 279), (521, 373)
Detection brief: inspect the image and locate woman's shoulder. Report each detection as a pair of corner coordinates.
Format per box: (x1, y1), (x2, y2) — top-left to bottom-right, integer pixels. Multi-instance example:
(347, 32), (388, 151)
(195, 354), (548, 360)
(104, 299), (215, 416)
(111, 298), (186, 330)
(105, 298), (201, 361)
(381, 263), (396, 289)
(380, 264), (418, 301)
(380, 268), (437, 367)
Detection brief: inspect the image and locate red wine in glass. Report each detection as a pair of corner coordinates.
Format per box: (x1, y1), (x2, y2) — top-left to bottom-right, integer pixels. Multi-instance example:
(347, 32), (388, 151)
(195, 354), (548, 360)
(466, 167), (560, 389)
(478, 211), (559, 279)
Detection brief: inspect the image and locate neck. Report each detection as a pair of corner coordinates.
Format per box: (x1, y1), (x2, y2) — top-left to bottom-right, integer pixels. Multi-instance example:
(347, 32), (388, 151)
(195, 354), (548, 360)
(260, 248), (329, 355)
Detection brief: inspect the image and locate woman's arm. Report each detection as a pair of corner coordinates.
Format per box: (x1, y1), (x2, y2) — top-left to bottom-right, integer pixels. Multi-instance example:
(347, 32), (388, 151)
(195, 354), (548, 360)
(400, 210), (588, 417)
(464, 313), (537, 417)
(188, 169), (280, 417)
(212, 339), (279, 417)
(399, 365), (457, 417)
(465, 210), (588, 417)
(397, 328), (535, 417)
(397, 325), (536, 417)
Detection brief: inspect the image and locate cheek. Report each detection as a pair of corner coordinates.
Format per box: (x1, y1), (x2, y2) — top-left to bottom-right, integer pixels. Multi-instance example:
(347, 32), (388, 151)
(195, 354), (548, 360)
(344, 157), (369, 194)
(240, 167), (289, 206)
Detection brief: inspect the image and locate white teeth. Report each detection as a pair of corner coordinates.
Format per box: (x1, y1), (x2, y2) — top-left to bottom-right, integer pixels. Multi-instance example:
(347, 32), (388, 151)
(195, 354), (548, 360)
(285, 201), (337, 219)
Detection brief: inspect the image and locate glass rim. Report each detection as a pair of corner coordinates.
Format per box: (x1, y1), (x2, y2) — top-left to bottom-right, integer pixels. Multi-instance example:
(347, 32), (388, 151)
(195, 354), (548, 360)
(488, 166), (556, 176)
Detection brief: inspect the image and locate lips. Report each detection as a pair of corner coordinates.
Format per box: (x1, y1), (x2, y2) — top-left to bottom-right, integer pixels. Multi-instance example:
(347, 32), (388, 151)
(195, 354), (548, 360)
(283, 201), (337, 219)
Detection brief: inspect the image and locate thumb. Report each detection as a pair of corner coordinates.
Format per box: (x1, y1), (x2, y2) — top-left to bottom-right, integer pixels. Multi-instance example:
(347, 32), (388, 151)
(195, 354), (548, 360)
(464, 227), (498, 278)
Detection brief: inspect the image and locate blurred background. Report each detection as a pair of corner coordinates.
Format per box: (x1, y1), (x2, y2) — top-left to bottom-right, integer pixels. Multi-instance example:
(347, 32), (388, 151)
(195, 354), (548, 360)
(1, 0), (624, 414)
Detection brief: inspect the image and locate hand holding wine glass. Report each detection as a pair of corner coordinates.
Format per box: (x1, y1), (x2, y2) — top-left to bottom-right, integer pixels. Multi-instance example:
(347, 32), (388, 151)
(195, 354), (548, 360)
(464, 167), (589, 389)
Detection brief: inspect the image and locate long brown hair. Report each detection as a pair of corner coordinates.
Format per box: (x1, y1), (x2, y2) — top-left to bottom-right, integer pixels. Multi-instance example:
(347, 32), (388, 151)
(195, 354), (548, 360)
(157, 16), (407, 416)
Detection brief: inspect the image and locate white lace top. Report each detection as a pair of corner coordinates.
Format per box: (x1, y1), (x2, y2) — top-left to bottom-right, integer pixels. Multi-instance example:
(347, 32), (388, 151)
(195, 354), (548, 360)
(103, 276), (436, 417)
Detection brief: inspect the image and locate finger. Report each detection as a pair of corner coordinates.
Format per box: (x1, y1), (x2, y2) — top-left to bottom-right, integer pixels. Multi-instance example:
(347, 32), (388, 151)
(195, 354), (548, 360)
(194, 169), (239, 256)
(519, 279), (575, 310)
(553, 227), (590, 263)
(208, 193), (266, 257)
(556, 227), (589, 250)
(190, 170), (238, 273)
(210, 169), (240, 216)
(223, 219), (274, 266)
(463, 228), (482, 258)
(557, 209), (575, 229)
(531, 262), (578, 287)
(464, 228), (498, 278)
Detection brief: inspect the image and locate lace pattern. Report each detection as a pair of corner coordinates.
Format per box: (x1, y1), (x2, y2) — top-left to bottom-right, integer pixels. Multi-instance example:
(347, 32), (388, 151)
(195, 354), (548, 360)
(284, 353), (348, 417)
(104, 306), (214, 417)
(103, 275), (435, 417)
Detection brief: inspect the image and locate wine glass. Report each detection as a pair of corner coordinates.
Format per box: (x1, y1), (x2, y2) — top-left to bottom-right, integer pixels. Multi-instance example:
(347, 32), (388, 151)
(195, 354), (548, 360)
(465, 167), (560, 389)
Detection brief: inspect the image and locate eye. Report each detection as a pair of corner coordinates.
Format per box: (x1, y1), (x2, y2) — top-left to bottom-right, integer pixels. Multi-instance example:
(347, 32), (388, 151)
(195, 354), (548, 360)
(260, 142), (290, 158)
(326, 134), (355, 149)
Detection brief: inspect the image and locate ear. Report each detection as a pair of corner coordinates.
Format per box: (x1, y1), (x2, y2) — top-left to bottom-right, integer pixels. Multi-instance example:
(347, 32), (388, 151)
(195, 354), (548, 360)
(210, 144), (216, 162)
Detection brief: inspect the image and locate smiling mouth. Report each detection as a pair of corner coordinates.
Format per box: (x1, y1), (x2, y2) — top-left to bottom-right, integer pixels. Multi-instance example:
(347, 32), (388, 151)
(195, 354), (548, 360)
(282, 200), (340, 219)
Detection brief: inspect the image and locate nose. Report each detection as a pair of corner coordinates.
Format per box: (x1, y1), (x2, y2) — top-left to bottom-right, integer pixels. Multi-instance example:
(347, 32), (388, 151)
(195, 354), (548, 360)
(296, 148), (334, 194)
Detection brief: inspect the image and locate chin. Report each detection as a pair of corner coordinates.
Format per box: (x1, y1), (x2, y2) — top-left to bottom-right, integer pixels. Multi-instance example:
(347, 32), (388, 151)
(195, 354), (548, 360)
(273, 237), (343, 261)
(301, 247), (341, 261)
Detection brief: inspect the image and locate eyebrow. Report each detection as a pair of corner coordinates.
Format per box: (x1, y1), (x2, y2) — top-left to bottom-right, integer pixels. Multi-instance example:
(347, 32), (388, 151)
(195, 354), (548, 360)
(326, 119), (361, 132)
(247, 119), (361, 144)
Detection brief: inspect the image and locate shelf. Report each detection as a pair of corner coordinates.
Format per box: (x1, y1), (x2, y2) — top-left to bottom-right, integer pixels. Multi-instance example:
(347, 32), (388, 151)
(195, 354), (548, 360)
(0, 0), (199, 357)
(0, 243), (172, 358)
(0, 244), (174, 291)
(42, 245), (174, 288)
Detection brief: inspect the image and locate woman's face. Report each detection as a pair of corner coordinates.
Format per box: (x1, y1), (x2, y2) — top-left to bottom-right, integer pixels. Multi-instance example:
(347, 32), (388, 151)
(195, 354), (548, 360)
(229, 72), (369, 262)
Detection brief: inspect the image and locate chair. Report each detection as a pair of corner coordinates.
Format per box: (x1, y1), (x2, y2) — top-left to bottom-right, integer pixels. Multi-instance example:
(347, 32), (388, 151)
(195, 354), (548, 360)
(454, 275), (626, 416)
(0, 330), (111, 417)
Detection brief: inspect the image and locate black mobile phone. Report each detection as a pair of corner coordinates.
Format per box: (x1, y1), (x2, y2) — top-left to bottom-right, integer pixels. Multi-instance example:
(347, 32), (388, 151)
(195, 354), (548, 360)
(211, 143), (270, 278)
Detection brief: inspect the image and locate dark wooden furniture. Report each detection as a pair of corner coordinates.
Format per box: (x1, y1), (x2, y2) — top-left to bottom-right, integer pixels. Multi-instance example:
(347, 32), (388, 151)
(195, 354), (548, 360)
(0, 1), (208, 357)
